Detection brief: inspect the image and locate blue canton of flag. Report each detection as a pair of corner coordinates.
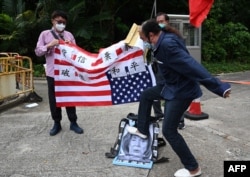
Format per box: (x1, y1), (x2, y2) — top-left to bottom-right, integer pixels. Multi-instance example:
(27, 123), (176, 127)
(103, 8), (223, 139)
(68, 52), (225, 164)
(106, 65), (155, 105)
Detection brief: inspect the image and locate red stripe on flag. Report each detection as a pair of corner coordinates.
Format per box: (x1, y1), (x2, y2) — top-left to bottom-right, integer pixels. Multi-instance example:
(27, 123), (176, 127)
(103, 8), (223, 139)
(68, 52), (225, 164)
(55, 90), (111, 97)
(54, 69), (107, 80)
(91, 58), (103, 67)
(55, 80), (110, 86)
(119, 50), (143, 63)
(54, 59), (71, 66)
(56, 101), (113, 107)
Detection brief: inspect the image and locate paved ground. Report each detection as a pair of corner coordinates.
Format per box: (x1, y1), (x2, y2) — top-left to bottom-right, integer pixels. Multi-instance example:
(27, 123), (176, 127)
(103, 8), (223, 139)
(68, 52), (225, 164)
(0, 71), (249, 177)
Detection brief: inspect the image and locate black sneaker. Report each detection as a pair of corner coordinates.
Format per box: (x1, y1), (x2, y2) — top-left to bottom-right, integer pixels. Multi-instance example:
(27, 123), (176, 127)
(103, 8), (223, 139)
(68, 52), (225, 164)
(70, 122), (84, 134)
(178, 121), (185, 130)
(50, 122), (62, 136)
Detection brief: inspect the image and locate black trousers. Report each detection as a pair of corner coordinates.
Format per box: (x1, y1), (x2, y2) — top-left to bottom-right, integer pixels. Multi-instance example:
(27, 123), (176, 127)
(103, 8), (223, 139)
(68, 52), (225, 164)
(46, 76), (77, 123)
(152, 100), (164, 117)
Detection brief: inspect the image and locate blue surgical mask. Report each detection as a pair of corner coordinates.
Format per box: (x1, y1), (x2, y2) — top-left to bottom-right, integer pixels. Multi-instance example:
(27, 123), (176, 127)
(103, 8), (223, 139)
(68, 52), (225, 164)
(143, 41), (152, 49)
(158, 23), (166, 29)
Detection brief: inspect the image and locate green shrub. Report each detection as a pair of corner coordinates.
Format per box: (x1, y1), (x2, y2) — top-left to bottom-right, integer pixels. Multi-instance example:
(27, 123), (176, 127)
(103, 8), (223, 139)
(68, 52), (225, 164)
(33, 64), (45, 77)
(202, 20), (250, 62)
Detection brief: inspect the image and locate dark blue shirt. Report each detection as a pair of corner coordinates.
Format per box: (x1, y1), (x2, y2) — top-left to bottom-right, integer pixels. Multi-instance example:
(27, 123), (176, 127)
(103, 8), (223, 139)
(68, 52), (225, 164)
(153, 32), (231, 100)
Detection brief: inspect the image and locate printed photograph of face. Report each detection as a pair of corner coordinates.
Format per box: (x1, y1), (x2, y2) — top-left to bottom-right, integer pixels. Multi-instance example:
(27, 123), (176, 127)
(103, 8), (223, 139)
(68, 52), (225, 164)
(117, 125), (153, 163)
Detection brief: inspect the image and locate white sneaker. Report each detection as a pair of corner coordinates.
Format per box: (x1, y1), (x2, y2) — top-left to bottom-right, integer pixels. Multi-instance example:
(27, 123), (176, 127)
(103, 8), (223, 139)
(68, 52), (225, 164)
(126, 126), (147, 139)
(174, 168), (202, 177)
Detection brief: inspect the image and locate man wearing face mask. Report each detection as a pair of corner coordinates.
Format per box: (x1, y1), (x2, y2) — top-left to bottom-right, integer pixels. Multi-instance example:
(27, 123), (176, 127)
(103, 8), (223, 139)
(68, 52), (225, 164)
(156, 12), (169, 29)
(156, 12), (183, 39)
(35, 10), (83, 136)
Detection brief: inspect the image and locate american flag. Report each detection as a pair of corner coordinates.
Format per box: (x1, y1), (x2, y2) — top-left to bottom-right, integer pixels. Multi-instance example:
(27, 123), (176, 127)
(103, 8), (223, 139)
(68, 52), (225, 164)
(54, 40), (156, 107)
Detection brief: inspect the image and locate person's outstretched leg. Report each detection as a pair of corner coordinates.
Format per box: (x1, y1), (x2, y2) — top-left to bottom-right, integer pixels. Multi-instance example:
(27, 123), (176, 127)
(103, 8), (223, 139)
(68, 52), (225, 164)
(162, 99), (200, 175)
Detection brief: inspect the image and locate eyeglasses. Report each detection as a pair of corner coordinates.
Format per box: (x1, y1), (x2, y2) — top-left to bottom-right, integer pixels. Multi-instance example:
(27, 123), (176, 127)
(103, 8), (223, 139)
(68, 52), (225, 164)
(54, 19), (66, 25)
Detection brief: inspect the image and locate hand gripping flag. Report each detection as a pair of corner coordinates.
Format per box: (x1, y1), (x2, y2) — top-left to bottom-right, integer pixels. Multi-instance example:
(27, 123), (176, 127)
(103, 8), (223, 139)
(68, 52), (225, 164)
(53, 40), (156, 107)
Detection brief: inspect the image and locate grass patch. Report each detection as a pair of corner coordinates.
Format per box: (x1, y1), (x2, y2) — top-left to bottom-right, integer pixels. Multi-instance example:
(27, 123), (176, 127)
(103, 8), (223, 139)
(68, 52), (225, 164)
(202, 61), (250, 74)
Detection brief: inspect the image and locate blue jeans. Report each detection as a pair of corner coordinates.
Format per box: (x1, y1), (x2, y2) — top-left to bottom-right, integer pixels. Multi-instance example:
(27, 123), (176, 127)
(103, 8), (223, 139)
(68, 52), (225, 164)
(137, 85), (198, 171)
(163, 99), (198, 171)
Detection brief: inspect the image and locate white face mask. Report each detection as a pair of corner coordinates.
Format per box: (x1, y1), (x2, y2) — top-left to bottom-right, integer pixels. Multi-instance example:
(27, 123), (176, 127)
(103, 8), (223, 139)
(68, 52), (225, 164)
(55, 23), (66, 32)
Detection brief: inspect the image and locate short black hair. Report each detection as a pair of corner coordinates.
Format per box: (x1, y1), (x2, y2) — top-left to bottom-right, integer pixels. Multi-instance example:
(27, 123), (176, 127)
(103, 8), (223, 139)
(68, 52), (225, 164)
(156, 12), (169, 21)
(51, 10), (68, 20)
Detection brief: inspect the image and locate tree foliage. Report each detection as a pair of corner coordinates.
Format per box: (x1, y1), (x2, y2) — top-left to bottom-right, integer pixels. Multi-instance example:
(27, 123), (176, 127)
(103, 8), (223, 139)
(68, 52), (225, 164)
(202, 0), (250, 62)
